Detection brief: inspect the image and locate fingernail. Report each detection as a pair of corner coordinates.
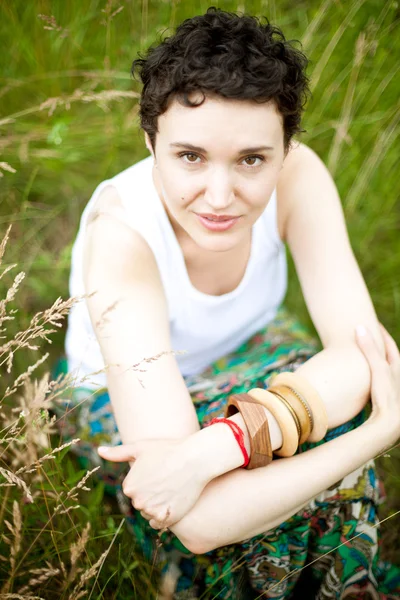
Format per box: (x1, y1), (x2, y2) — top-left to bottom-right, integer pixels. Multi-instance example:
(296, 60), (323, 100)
(97, 446), (109, 452)
(356, 325), (367, 337)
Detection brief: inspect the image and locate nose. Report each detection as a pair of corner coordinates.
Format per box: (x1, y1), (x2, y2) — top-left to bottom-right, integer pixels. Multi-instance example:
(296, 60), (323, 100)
(203, 166), (235, 210)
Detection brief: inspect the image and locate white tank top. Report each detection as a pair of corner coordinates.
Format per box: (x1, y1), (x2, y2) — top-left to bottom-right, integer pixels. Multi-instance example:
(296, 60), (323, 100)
(65, 155), (287, 388)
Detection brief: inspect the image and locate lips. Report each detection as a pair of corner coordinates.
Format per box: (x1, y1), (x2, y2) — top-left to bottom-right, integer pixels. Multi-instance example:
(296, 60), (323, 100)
(197, 213), (240, 221)
(196, 213), (240, 232)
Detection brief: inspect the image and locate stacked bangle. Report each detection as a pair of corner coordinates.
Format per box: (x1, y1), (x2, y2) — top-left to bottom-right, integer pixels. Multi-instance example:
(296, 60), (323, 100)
(269, 384), (312, 445)
(225, 393), (273, 469)
(247, 387), (299, 457)
(269, 372), (328, 443)
(208, 373), (329, 466)
(243, 372), (329, 458)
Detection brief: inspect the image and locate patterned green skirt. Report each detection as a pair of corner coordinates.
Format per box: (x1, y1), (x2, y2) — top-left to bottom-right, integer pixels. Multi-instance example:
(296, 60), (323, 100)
(53, 306), (400, 599)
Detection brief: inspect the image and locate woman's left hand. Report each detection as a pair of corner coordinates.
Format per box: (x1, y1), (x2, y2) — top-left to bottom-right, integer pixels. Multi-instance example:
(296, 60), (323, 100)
(97, 438), (208, 530)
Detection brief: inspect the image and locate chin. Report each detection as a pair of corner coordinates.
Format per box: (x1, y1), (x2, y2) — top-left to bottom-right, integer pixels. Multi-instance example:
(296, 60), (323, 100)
(196, 231), (242, 253)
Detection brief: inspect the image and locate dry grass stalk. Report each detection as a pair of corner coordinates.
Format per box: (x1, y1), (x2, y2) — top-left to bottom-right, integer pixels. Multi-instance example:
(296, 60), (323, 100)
(1, 501), (22, 594)
(0, 263), (17, 283)
(0, 89), (140, 127)
(3, 353), (49, 399)
(0, 163), (17, 177)
(0, 226), (12, 264)
(0, 69), (131, 104)
(83, 519), (125, 599)
(14, 439), (80, 476)
(68, 523), (91, 584)
(0, 293), (78, 372)
(6, 501), (22, 571)
(4, 374), (57, 471)
(0, 229), (98, 592)
(68, 548), (109, 600)
(0, 272), (25, 334)
(58, 505), (82, 516)
(94, 299), (119, 330)
(0, 413), (23, 440)
(3, 500), (22, 576)
(0, 468), (33, 503)
(37, 14), (68, 37)
(53, 467), (100, 516)
(17, 564), (60, 595)
(0, 213), (119, 595)
(3, 373), (84, 468)
(124, 349), (187, 388)
(100, 0), (124, 26)
(0, 594), (45, 599)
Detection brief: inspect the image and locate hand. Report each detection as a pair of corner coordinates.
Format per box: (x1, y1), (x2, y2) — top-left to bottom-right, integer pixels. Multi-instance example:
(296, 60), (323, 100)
(355, 322), (400, 445)
(97, 438), (209, 530)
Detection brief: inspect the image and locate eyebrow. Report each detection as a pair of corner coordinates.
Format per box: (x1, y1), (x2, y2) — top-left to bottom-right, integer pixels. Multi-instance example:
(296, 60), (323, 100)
(169, 142), (275, 154)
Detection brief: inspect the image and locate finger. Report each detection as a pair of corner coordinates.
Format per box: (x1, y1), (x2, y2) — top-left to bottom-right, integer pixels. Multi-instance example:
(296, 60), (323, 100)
(149, 518), (163, 530)
(379, 322), (400, 365)
(140, 504), (172, 526)
(355, 325), (384, 362)
(97, 444), (137, 462)
(140, 510), (153, 521)
(355, 325), (391, 382)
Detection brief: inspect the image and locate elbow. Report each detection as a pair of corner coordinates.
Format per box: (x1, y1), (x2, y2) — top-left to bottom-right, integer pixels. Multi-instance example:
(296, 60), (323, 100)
(170, 516), (213, 556)
(181, 538), (211, 556)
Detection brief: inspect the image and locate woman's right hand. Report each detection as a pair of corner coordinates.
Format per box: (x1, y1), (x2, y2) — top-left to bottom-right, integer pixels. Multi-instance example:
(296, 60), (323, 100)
(355, 322), (400, 447)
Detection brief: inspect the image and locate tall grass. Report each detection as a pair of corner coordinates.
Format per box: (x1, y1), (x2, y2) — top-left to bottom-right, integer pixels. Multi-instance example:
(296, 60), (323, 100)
(0, 0), (399, 596)
(0, 227), (162, 597)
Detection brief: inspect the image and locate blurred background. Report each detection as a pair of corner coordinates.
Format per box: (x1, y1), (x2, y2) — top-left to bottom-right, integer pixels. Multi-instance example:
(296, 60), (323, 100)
(0, 0), (399, 597)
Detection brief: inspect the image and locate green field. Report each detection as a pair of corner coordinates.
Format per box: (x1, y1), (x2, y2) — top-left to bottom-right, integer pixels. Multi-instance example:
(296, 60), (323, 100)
(1, 0), (399, 597)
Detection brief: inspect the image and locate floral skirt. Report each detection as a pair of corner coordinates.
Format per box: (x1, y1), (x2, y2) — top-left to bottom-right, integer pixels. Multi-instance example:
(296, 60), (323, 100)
(53, 306), (400, 599)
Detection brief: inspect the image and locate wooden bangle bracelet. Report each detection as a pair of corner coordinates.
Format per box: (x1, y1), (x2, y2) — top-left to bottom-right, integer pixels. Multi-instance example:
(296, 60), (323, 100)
(225, 393), (273, 469)
(269, 384), (312, 445)
(247, 388), (299, 457)
(269, 372), (328, 442)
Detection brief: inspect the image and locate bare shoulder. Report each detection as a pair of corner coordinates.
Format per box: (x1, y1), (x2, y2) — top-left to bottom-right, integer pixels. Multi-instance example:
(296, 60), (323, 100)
(83, 185), (161, 287)
(276, 142), (325, 242)
(86, 184), (131, 231)
(281, 141), (325, 176)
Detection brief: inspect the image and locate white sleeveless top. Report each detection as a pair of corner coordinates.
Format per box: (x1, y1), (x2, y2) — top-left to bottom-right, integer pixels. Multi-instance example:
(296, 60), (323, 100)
(65, 155), (287, 388)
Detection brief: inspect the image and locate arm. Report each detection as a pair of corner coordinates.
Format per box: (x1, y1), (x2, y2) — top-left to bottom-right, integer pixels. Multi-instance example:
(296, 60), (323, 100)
(276, 142), (386, 425)
(171, 325), (400, 554)
(295, 343), (373, 427)
(101, 337), (380, 536)
(162, 338), (377, 552)
(172, 408), (397, 554)
(83, 185), (199, 443)
(168, 145), (396, 551)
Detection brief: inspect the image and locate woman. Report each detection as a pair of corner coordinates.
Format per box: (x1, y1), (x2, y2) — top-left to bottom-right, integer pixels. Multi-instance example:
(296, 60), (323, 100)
(56, 7), (400, 599)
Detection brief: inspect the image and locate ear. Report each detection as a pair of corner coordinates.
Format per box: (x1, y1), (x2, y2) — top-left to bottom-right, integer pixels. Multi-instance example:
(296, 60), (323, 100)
(144, 132), (155, 158)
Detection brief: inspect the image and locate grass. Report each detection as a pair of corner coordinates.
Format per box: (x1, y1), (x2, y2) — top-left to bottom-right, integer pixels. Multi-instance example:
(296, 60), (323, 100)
(0, 0), (399, 597)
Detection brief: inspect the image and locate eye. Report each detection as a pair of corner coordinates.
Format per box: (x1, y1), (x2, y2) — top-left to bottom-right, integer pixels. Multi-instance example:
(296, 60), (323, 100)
(242, 155), (264, 167)
(179, 152), (201, 164)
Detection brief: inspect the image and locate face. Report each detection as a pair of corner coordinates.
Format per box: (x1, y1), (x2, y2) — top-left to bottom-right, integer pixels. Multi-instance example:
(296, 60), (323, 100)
(147, 94), (286, 254)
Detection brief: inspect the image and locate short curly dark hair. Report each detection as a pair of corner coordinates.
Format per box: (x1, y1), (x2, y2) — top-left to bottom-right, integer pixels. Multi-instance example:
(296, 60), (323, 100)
(132, 7), (310, 152)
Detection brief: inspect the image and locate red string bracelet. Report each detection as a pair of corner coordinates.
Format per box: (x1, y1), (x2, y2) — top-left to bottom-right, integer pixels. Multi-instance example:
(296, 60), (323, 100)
(205, 417), (250, 468)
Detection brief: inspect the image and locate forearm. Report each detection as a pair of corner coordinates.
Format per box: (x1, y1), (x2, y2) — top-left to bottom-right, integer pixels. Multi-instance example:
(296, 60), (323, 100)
(106, 358), (200, 444)
(167, 344), (380, 550)
(171, 418), (387, 553)
(179, 344), (376, 482)
(295, 343), (374, 427)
